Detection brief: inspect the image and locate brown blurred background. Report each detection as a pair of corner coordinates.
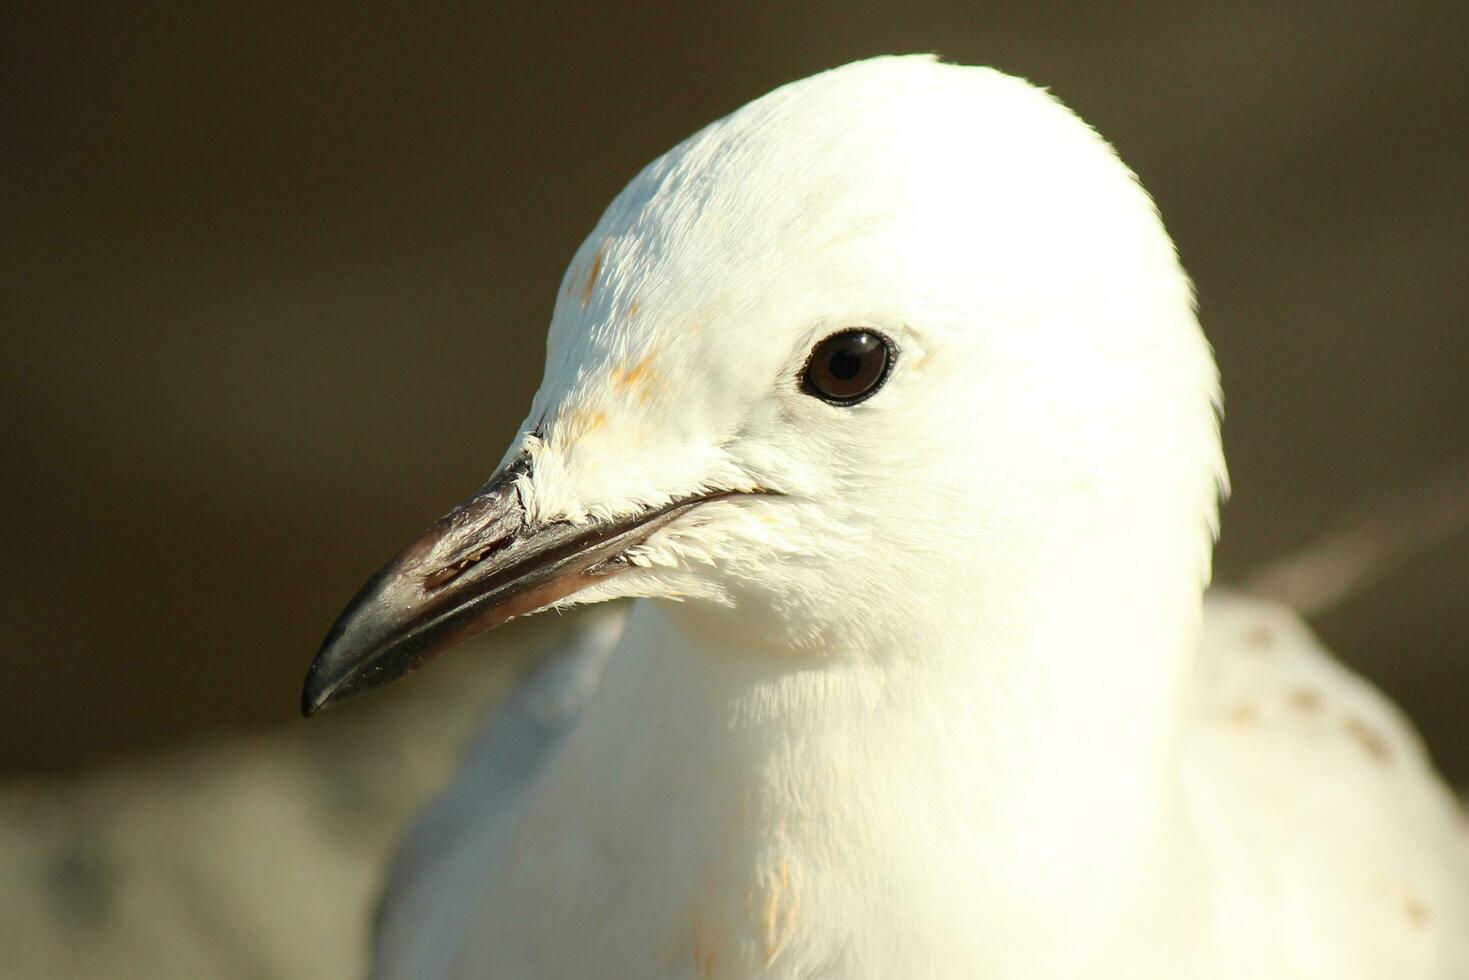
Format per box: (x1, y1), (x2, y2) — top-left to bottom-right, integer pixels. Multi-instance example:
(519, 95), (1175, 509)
(4, 5), (1467, 778)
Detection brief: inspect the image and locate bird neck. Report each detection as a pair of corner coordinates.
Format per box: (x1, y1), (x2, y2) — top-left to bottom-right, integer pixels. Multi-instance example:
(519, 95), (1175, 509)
(592, 551), (1217, 970)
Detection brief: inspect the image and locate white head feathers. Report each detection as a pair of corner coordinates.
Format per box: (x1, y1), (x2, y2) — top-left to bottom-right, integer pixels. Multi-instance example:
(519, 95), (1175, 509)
(509, 55), (1225, 656)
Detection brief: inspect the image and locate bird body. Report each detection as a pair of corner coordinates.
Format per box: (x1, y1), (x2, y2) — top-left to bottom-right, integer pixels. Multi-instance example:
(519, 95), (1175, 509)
(373, 594), (1468, 979)
(305, 56), (1469, 978)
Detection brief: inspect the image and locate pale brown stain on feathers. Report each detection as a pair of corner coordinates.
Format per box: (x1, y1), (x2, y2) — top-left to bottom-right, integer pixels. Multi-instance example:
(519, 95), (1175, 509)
(1344, 715), (1392, 764)
(1288, 688), (1322, 714)
(611, 351), (660, 404)
(560, 409), (607, 441)
(758, 856), (799, 966)
(690, 919), (718, 978)
(614, 353), (656, 388)
(580, 244), (605, 310)
(1372, 878), (1434, 930)
(1224, 702), (1260, 728)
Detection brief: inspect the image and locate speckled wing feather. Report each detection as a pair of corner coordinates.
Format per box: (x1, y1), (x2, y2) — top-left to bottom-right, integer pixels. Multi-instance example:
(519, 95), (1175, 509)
(1190, 592), (1469, 976)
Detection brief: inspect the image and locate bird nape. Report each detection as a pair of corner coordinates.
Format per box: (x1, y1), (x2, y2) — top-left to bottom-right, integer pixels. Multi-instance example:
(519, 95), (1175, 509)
(302, 56), (1469, 980)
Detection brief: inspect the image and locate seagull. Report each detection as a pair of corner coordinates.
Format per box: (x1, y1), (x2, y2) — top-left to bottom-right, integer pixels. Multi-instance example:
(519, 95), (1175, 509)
(301, 56), (1469, 979)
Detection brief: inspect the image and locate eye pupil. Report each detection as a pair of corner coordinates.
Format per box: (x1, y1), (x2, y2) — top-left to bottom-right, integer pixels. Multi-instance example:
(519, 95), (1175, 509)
(828, 349), (862, 380)
(801, 329), (895, 406)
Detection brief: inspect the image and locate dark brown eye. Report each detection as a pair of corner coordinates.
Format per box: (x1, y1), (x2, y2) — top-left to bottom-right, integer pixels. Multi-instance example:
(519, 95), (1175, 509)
(801, 329), (895, 405)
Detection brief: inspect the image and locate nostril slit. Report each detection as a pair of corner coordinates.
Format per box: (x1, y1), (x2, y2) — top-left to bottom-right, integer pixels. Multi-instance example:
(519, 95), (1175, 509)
(424, 534), (515, 590)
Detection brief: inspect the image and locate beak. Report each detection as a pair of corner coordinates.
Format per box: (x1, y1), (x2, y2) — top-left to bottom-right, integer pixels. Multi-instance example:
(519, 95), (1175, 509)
(301, 456), (739, 716)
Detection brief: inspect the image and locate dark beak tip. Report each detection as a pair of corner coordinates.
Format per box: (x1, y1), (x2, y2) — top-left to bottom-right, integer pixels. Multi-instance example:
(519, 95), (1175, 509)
(298, 575), (399, 719)
(300, 627), (356, 718)
(299, 661), (332, 718)
(299, 624), (424, 719)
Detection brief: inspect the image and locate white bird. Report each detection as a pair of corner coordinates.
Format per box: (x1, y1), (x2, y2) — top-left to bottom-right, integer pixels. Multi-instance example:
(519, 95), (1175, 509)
(301, 56), (1469, 979)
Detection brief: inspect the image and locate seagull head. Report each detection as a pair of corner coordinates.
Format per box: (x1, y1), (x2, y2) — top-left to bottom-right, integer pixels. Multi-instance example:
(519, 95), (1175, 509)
(302, 55), (1226, 715)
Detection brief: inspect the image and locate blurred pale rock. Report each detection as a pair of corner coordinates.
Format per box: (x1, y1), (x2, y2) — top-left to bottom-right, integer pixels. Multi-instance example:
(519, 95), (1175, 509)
(0, 623), (559, 980)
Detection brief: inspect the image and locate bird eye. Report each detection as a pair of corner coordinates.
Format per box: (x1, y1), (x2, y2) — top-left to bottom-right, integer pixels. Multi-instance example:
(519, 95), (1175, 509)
(801, 329), (895, 406)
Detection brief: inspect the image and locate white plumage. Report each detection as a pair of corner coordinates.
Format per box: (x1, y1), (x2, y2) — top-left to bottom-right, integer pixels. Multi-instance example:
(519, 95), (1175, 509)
(366, 57), (1469, 978)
